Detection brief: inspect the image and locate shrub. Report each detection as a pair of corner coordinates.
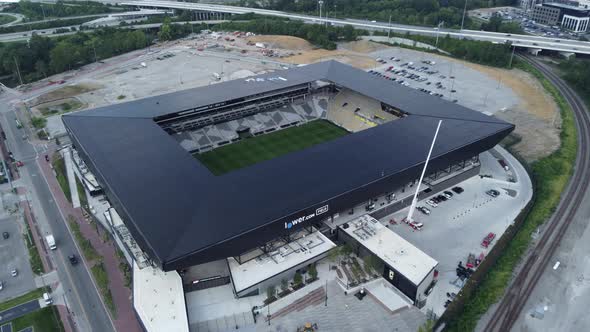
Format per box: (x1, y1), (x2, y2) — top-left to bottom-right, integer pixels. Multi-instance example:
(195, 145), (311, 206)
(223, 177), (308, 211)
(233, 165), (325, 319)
(293, 271), (303, 286)
(31, 116), (47, 129)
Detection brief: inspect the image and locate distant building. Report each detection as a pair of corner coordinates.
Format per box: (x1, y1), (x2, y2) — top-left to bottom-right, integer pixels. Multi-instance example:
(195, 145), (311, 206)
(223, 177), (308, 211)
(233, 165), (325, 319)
(532, 2), (590, 31)
(531, 4), (562, 24)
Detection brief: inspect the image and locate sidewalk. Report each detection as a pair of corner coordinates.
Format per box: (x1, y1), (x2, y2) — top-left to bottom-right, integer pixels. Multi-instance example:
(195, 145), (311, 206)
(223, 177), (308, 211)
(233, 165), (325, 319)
(38, 149), (141, 332)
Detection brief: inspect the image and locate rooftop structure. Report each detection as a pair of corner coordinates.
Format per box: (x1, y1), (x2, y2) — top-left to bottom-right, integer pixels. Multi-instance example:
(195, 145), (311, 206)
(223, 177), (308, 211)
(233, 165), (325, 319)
(133, 263), (189, 332)
(340, 215), (437, 286)
(228, 227), (335, 295)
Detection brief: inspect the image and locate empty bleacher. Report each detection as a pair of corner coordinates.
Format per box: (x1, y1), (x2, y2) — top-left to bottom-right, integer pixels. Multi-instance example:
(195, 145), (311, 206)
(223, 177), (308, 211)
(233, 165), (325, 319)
(174, 96), (330, 153)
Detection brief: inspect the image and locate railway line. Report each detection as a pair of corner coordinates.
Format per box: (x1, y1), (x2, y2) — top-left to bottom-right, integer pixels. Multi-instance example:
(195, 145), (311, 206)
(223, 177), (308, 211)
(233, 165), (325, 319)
(483, 54), (590, 332)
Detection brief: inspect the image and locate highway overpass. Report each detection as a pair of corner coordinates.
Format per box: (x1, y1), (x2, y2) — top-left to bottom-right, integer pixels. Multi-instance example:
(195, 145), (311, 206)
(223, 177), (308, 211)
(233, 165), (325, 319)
(122, 0), (590, 55)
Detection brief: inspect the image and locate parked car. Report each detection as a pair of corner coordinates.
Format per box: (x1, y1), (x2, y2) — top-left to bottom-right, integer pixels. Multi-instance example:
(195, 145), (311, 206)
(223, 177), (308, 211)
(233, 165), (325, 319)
(452, 186), (464, 194)
(11, 269), (18, 277)
(436, 194), (447, 202)
(443, 191), (453, 199)
(417, 206), (431, 215)
(0, 281), (3, 291)
(426, 199), (438, 208)
(2, 232), (8, 239)
(486, 189), (500, 198)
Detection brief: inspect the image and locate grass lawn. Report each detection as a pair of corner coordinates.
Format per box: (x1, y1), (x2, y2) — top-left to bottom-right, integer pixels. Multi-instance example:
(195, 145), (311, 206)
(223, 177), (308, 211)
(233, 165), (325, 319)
(51, 154), (71, 203)
(12, 306), (64, 332)
(0, 287), (48, 312)
(195, 120), (348, 175)
(0, 15), (17, 25)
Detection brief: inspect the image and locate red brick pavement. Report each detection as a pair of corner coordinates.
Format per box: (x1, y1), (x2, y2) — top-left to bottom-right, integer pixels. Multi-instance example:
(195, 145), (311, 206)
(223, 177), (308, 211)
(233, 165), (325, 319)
(37, 152), (141, 332)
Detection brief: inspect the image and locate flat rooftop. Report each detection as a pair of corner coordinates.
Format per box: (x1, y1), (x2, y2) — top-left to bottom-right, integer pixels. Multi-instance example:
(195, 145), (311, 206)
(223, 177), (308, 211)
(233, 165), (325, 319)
(340, 215), (438, 285)
(133, 263), (188, 332)
(228, 228), (336, 294)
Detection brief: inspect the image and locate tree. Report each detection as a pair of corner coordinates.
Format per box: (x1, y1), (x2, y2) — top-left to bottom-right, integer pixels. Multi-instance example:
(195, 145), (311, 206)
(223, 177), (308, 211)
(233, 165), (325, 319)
(342, 24), (356, 41)
(308, 263), (317, 280)
(293, 271), (303, 286)
(417, 319), (435, 332)
(158, 17), (173, 41)
(266, 285), (275, 299)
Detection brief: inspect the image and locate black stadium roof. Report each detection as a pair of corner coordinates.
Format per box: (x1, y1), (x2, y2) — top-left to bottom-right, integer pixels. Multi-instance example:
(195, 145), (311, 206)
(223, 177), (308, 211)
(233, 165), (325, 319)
(63, 61), (514, 271)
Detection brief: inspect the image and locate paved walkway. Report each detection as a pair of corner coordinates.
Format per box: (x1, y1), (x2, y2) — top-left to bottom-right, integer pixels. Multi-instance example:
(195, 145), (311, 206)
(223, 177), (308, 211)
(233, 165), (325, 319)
(38, 148), (141, 332)
(0, 300), (40, 325)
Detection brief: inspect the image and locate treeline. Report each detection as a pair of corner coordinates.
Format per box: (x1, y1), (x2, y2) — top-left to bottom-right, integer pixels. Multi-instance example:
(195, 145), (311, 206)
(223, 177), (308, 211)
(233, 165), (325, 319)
(236, 0), (518, 28)
(0, 23), (204, 86)
(0, 17), (96, 34)
(380, 32), (513, 67)
(480, 13), (523, 34)
(214, 18), (361, 50)
(3, 1), (116, 21)
(0, 28), (150, 84)
(559, 59), (590, 100)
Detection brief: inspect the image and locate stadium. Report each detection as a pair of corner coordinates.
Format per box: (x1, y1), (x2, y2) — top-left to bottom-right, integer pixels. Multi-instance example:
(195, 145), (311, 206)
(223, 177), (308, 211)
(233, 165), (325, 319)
(63, 60), (514, 331)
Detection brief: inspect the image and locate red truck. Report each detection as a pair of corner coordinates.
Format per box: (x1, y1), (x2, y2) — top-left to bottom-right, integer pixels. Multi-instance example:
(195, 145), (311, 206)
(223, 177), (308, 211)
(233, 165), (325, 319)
(481, 232), (496, 248)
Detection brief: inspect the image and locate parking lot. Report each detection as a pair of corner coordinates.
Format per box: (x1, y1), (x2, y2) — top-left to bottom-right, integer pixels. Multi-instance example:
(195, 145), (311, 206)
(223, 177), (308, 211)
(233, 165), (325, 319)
(0, 216), (35, 302)
(366, 47), (519, 118)
(379, 148), (532, 316)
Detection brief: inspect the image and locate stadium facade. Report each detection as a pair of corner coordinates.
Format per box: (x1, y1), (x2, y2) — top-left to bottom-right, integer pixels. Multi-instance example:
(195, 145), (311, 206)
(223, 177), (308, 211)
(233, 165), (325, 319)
(63, 61), (513, 330)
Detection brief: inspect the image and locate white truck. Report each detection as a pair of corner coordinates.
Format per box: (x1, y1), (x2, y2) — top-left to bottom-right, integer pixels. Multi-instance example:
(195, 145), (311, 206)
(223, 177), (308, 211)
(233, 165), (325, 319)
(45, 235), (56, 250)
(255, 42), (266, 48)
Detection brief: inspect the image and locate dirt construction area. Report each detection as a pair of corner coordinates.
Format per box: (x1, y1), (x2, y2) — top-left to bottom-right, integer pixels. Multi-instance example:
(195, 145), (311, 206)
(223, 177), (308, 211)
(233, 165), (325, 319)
(25, 32), (559, 162)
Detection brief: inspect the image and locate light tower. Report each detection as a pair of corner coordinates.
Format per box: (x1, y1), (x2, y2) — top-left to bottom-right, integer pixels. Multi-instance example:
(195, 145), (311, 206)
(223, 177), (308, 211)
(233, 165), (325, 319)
(406, 120), (443, 223)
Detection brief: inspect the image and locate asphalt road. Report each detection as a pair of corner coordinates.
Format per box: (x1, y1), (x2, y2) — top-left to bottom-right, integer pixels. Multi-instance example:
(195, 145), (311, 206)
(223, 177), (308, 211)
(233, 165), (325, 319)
(0, 96), (114, 332)
(0, 300), (39, 324)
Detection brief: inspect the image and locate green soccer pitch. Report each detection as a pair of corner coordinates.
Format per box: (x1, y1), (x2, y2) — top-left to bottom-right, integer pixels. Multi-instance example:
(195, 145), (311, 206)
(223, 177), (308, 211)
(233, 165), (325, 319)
(195, 120), (349, 175)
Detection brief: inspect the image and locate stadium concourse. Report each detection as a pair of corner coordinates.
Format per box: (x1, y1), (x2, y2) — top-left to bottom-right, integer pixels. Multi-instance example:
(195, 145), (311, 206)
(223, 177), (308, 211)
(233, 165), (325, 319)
(62, 60), (514, 332)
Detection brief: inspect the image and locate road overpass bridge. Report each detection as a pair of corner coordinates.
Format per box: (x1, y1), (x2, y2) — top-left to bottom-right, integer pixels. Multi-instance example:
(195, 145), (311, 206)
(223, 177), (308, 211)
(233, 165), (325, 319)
(122, 0), (590, 55)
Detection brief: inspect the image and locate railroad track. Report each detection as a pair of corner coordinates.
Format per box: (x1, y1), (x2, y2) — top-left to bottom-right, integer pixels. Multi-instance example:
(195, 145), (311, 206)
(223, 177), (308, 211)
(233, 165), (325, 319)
(483, 54), (590, 332)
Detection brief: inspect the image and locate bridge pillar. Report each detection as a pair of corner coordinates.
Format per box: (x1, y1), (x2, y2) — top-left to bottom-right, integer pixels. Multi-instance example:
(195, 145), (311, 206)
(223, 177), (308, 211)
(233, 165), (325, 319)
(559, 52), (575, 59)
(527, 48), (542, 56)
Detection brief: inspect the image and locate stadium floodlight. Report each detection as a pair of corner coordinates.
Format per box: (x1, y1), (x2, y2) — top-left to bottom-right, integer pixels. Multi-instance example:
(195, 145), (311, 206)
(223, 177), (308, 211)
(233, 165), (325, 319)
(406, 120), (442, 223)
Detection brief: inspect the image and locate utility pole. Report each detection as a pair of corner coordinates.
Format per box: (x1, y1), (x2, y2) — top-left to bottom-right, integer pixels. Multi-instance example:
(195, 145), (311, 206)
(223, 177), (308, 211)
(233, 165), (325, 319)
(13, 57), (23, 86)
(387, 15), (392, 40)
(325, 279), (328, 306)
(435, 21), (444, 48)
(460, 0), (468, 31)
(318, 1), (324, 25)
(508, 45), (516, 69)
(406, 120), (442, 222)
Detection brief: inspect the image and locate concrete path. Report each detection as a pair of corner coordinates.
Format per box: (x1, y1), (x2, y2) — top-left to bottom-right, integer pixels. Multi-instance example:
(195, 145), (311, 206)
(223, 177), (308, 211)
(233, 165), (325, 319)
(62, 148), (80, 208)
(34, 270), (59, 288)
(0, 300), (40, 324)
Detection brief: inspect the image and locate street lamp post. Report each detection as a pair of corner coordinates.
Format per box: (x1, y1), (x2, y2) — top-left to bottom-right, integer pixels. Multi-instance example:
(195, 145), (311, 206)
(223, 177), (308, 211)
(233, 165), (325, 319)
(460, 0), (468, 31)
(435, 21), (444, 49)
(318, 1), (324, 24)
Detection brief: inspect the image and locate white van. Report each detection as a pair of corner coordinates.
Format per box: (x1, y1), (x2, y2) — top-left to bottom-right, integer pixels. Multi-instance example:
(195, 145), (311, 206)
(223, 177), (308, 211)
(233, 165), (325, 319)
(43, 292), (53, 305)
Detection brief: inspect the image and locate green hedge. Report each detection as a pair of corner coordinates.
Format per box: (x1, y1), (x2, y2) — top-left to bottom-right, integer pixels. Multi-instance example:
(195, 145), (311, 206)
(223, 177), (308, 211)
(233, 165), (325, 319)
(67, 215), (101, 262)
(444, 59), (577, 331)
(24, 222), (45, 275)
(91, 261), (117, 317)
(51, 154), (71, 203)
